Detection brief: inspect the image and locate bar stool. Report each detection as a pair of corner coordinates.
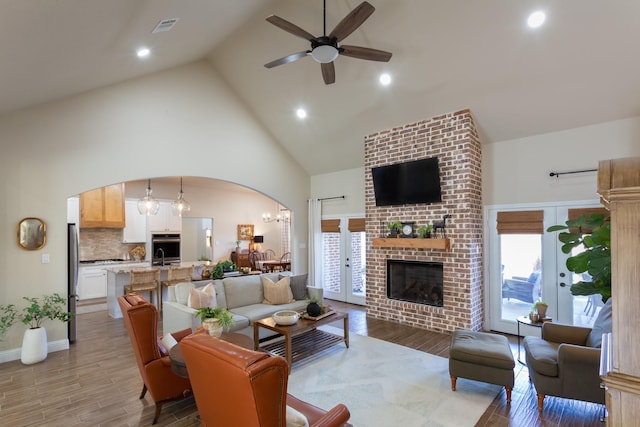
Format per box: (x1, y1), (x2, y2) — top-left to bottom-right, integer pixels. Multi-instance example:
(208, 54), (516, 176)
(124, 269), (161, 308)
(159, 265), (194, 310)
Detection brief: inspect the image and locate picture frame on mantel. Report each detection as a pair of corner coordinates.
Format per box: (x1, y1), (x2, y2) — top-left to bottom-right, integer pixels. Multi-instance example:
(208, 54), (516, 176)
(237, 224), (254, 241)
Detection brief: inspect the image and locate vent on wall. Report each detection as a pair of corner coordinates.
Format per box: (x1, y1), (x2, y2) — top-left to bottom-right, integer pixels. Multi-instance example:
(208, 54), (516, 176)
(152, 18), (179, 33)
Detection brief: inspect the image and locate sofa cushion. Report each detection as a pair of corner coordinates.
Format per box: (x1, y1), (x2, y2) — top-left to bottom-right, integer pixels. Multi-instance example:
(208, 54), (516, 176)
(230, 301), (307, 322)
(280, 273), (308, 300)
(188, 283), (216, 309)
(223, 275), (263, 309)
(586, 297), (612, 348)
(262, 275), (294, 305)
(523, 336), (561, 377)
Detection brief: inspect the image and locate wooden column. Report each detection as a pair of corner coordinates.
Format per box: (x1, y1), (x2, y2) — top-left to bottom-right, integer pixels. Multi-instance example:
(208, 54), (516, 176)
(598, 157), (640, 426)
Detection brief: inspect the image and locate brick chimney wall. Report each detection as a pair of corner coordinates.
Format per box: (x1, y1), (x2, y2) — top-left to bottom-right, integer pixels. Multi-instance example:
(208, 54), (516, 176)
(364, 109), (483, 332)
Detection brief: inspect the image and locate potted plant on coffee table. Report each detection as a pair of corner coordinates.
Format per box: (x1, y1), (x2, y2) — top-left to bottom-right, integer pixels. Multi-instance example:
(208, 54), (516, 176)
(195, 306), (234, 337)
(20, 293), (74, 364)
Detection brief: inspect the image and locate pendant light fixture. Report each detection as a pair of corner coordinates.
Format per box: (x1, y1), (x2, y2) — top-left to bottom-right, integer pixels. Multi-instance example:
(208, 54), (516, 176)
(137, 179), (160, 216)
(171, 177), (191, 217)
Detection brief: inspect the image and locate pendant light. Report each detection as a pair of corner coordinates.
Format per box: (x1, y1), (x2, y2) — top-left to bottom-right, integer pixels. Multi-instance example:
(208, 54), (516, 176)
(171, 177), (191, 217)
(137, 179), (160, 216)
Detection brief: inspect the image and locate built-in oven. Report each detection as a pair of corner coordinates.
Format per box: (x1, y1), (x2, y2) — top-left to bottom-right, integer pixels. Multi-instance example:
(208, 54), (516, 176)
(151, 233), (181, 265)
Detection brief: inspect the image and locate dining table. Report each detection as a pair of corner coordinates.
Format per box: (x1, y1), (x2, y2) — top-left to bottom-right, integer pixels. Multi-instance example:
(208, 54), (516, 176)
(256, 260), (291, 272)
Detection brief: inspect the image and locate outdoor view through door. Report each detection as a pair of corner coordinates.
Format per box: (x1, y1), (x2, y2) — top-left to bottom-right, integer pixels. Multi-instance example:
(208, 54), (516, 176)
(321, 217), (366, 305)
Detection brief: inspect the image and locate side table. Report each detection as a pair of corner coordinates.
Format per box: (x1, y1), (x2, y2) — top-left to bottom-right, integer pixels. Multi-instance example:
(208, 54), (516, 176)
(516, 315), (544, 365)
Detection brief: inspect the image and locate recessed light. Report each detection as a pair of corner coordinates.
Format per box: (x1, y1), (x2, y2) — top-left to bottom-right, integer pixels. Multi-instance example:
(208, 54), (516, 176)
(136, 47), (151, 58)
(527, 11), (546, 28)
(296, 108), (307, 119)
(379, 73), (392, 86)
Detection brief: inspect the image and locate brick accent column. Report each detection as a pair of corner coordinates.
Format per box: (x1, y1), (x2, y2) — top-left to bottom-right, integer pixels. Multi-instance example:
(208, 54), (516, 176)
(364, 109), (483, 332)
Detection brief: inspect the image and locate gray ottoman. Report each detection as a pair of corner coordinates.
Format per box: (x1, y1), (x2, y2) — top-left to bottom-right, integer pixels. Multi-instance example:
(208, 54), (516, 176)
(449, 330), (515, 402)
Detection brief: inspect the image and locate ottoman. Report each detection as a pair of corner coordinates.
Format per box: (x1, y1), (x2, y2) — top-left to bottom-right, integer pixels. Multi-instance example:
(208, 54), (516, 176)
(449, 330), (515, 402)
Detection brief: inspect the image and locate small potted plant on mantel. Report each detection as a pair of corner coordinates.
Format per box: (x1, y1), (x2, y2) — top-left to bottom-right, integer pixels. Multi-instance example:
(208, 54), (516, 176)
(386, 220), (402, 238)
(417, 224), (434, 238)
(195, 306), (234, 338)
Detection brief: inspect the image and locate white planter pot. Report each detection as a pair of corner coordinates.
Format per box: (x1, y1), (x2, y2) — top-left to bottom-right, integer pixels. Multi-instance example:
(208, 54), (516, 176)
(21, 327), (48, 365)
(202, 318), (222, 338)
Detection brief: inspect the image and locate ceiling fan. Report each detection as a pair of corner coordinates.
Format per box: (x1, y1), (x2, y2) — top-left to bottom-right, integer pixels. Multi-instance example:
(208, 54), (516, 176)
(264, 0), (392, 85)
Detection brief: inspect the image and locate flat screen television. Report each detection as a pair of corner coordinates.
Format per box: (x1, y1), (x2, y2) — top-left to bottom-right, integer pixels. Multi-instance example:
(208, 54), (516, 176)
(371, 157), (442, 206)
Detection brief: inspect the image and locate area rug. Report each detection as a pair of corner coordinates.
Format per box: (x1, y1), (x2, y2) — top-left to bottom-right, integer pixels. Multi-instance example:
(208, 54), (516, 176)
(288, 327), (500, 427)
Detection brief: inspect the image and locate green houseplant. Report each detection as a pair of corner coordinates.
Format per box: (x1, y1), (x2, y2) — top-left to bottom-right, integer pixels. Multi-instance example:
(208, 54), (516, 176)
(417, 224), (433, 238)
(0, 303), (18, 341)
(533, 301), (548, 318)
(547, 213), (611, 303)
(212, 260), (237, 279)
(194, 306), (234, 337)
(386, 220), (402, 238)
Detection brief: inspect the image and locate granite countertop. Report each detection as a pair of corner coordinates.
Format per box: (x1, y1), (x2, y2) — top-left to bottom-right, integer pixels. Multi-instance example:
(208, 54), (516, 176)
(105, 261), (209, 273)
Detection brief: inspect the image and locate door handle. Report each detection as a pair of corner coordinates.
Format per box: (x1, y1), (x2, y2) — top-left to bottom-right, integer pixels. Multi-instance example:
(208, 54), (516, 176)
(559, 272), (566, 278)
(345, 264), (350, 267)
(559, 282), (567, 287)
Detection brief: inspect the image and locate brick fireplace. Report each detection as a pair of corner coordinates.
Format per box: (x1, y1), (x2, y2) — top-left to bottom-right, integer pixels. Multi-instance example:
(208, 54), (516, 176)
(364, 109), (483, 333)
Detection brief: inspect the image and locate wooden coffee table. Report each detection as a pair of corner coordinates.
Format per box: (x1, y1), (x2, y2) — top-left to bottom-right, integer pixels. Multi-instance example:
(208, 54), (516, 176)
(253, 311), (349, 367)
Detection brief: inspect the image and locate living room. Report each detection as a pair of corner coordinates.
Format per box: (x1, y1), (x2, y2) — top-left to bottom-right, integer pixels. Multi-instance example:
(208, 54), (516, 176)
(1, 1), (640, 426)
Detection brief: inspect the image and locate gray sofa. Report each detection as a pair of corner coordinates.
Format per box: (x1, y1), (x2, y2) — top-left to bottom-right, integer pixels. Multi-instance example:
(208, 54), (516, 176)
(162, 272), (322, 340)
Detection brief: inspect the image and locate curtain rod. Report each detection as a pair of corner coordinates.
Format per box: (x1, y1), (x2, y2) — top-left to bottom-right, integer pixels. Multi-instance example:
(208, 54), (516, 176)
(549, 168), (597, 178)
(310, 195), (345, 201)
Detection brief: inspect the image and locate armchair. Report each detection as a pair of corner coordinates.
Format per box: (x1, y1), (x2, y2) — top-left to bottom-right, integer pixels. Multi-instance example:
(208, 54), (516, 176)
(180, 333), (351, 427)
(117, 293), (192, 424)
(523, 299), (611, 411)
(502, 270), (541, 304)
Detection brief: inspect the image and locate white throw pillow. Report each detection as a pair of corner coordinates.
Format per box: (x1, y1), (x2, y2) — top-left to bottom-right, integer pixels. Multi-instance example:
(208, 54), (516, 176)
(286, 405), (309, 427)
(262, 275), (293, 305)
(174, 282), (195, 305)
(187, 283), (217, 309)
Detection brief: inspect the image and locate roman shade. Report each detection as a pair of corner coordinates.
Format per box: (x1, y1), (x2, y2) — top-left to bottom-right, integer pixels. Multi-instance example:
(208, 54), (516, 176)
(321, 219), (340, 233)
(568, 207), (609, 233)
(496, 210), (544, 234)
(347, 218), (365, 232)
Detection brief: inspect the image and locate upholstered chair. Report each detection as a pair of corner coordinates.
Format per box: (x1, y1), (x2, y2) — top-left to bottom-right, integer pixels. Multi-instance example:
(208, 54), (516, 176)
(180, 333), (351, 427)
(523, 298), (612, 411)
(117, 293), (192, 424)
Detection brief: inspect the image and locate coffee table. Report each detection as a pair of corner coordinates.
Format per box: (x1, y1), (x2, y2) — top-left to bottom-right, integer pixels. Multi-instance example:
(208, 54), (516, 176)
(253, 311), (349, 367)
(169, 331), (253, 378)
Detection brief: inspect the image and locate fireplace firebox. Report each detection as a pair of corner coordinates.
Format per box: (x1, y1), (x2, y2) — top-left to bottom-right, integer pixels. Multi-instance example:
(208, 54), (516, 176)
(387, 260), (443, 307)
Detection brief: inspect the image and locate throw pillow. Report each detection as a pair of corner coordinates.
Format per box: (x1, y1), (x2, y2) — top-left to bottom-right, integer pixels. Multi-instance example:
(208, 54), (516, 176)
(286, 405), (309, 427)
(262, 275), (293, 305)
(586, 297), (613, 348)
(174, 282), (195, 305)
(280, 273), (308, 300)
(188, 283), (217, 309)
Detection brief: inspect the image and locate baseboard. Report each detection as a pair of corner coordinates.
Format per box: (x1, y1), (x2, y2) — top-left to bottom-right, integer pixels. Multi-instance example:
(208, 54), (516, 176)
(0, 339), (69, 363)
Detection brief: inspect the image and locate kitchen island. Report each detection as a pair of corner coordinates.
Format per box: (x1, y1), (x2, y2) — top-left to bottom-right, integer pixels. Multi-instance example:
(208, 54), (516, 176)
(106, 261), (210, 318)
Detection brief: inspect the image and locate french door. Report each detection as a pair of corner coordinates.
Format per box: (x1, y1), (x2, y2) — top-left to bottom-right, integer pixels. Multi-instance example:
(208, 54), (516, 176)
(486, 201), (603, 335)
(321, 216), (366, 305)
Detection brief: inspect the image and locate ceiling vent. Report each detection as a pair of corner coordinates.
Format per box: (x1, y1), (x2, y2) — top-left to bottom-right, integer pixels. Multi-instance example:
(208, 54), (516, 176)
(152, 18), (179, 33)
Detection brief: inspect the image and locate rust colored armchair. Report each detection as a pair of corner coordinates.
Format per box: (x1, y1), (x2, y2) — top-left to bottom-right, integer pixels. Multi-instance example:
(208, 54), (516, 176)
(118, 293), (192, 424)
(180, 333), (351, 427)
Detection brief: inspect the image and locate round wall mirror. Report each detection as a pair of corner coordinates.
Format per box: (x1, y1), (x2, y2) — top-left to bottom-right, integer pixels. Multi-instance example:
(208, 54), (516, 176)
(18, 217), (46, 250)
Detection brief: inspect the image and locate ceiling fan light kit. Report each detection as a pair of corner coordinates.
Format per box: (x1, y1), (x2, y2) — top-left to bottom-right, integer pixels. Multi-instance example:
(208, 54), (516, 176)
(264, 1), (392, 84)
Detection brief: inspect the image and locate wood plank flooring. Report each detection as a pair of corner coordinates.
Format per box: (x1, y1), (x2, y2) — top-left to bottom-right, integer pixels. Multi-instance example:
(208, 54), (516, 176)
(0, 301), (604, 426)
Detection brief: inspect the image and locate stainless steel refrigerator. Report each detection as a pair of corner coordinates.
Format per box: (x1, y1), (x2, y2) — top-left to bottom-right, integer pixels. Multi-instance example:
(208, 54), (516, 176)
(67, 223), (79, 343)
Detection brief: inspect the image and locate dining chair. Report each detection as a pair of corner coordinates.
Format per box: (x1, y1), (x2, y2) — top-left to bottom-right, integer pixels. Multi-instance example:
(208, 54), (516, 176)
(125, 269), (161, 308)
(264, 249), (276, 260)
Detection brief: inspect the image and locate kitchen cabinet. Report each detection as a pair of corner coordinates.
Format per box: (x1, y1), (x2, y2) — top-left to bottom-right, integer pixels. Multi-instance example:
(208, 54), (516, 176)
(78, 266), (107, 300)
(80, 183), (125, 228)
(149, 201), (182, 233)
(122, 200), (147, 243)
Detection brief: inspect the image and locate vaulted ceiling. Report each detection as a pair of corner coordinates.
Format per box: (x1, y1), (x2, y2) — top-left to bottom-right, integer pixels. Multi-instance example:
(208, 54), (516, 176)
(3, 0), (639, 175)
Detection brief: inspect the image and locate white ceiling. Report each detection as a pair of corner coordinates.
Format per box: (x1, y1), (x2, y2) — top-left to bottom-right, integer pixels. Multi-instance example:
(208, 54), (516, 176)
(3, 0), (640, 175)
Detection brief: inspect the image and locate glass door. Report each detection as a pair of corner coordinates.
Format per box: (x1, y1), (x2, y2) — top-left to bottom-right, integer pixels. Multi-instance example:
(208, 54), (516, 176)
(487, 202), (602, 335)
(321, 216), (366, 305)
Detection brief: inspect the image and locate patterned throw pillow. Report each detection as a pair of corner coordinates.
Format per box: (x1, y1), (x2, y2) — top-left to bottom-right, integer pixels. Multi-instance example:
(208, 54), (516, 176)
(280, 273), (308, 300)
(187, 283), (217, 309)
(262, 275), (294, 305)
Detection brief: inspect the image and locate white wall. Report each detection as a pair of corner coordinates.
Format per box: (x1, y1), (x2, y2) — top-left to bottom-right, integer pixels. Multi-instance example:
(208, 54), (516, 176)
(482, 116), (640, 205)
(0, 60), (309, 351)
(310, 167), (365, 217)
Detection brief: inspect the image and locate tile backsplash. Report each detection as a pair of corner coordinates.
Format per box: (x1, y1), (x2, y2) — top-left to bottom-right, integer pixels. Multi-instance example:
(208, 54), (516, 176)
(79, 228), (143, 261)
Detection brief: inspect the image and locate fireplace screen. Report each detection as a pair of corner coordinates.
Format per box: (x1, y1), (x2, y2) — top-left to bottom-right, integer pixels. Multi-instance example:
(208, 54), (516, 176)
(387, 260), (444, 307)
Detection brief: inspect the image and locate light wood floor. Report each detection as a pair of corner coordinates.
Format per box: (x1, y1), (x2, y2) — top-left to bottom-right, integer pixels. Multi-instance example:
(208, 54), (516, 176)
(0, 301), (604, 426)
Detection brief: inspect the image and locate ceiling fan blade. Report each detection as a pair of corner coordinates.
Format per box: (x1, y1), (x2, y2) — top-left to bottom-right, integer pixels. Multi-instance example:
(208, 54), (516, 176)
(328, 1), (375, 42)
(321, 62), (335, 85)
(266, 15), (316, 42)
(264, 51), (310, 68)
(339, 45), (392, 62)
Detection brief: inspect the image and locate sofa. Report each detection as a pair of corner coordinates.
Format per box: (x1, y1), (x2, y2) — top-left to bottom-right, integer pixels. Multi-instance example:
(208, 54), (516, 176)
(162, 272), (322, 340)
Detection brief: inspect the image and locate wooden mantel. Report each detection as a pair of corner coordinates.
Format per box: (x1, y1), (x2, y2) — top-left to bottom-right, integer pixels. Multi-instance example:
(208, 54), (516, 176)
(372, 238), (450, 251)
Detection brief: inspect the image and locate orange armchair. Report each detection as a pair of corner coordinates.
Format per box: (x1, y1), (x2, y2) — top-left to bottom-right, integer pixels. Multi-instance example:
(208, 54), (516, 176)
(118, 293), (192, 424)
(180, 333), (351, 427)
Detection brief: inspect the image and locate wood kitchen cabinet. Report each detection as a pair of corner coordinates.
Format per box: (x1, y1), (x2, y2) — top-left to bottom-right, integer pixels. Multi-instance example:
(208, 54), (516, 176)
(80, 183), (125, 228)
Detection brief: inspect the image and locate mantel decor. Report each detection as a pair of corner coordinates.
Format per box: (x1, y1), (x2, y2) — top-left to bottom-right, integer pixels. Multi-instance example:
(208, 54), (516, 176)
(372, 237), (450, 251)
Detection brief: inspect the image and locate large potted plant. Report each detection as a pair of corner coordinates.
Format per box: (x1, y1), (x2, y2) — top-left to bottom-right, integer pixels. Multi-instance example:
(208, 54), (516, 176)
(194, 306), (234, 337)
(547, 213), (611, 303)
(20, 293), (74, 364)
